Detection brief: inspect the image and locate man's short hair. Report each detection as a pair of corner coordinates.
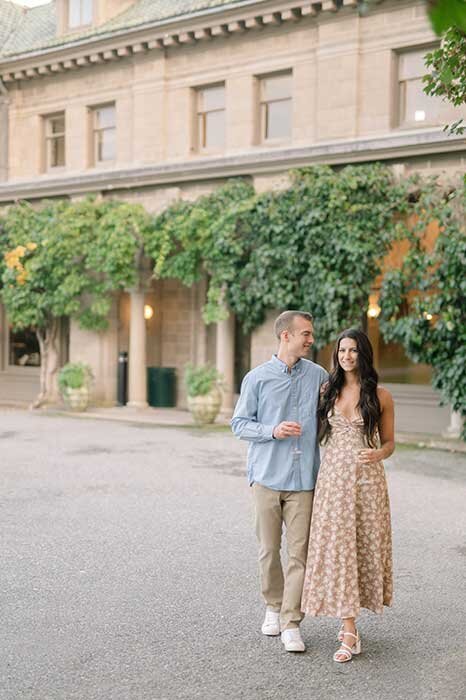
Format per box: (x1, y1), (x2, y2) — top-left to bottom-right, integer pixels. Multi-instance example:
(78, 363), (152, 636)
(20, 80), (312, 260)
(273, 310), (313, 340)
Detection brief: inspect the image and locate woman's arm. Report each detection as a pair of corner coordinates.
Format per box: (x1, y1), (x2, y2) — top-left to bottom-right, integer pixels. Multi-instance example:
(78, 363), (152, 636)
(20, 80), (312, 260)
(359, 387), (395, 464)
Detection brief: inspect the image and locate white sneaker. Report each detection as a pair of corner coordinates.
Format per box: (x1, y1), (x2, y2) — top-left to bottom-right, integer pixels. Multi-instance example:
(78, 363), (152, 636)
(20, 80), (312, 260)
(261, 608), (280, 636)
(281, 627), (305, 652)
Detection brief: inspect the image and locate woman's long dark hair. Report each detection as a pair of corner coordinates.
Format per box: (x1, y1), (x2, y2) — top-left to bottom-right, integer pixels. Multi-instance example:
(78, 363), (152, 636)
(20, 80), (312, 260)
(318, 328), (381, 447)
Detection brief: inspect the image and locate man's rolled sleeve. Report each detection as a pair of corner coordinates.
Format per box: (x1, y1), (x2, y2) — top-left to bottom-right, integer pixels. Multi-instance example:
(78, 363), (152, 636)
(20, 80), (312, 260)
(231, 373), (275, 443)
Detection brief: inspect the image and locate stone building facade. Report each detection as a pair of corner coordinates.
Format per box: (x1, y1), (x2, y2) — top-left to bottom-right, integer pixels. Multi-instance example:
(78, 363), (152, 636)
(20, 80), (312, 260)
(0, 0), (464, 433)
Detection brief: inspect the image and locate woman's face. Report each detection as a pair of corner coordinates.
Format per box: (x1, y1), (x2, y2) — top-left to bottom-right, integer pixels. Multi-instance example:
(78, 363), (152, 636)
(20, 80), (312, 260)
(338, 337), (359, 372)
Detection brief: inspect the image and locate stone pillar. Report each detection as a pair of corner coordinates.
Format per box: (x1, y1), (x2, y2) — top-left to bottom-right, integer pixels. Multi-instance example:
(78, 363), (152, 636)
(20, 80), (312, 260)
(127, 288), (148, 408)
(442, 409), (463, 440)
(216, 314), (235, 414)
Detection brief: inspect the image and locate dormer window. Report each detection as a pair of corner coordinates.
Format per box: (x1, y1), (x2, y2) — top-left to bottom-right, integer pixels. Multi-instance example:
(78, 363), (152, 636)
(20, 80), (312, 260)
(68, 0), (93, 29)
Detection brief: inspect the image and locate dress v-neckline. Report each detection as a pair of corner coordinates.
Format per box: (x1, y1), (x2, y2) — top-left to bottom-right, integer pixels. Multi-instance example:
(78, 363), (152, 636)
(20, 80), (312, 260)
(334, 406), (362, 423)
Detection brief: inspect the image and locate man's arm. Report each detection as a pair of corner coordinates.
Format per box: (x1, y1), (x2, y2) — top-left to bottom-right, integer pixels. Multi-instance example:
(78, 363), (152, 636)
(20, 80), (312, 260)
(320, 367), (329, 386)
(230, 373), (276, 443)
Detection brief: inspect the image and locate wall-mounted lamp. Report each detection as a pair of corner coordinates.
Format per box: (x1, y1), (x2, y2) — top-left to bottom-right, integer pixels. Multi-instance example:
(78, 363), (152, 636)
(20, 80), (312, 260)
(144, 304), (154, 320)
(367, 293), (381, 319)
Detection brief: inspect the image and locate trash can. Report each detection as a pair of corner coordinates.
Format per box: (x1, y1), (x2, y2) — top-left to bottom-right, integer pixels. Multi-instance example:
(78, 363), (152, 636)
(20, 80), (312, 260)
(117, 351), (128, 406)
(147, 367), (176, 408)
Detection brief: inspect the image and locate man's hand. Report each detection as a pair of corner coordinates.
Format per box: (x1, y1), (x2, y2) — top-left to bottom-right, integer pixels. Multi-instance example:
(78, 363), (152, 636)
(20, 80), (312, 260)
(273, 422), (302, 439)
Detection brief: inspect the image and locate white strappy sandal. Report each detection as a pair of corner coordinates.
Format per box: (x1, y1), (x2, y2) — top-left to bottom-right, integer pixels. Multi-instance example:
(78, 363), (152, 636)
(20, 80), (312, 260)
(333, 630), (362, 663)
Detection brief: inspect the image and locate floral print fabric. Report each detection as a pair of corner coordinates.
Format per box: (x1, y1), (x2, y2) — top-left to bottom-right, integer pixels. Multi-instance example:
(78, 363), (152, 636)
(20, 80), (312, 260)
(301, 410), (393, 618)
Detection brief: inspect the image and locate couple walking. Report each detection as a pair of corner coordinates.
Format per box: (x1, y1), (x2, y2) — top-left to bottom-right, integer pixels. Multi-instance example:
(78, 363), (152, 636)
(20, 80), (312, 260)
(231, 310), (394, 662)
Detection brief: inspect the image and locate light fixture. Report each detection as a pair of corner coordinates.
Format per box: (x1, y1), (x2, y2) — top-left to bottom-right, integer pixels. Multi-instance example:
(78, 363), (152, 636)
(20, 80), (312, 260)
(423, 311), (433, 321)
(414, 110), (426, 122)
(144, 304), (154, 320)
(367, 293), (381, 319)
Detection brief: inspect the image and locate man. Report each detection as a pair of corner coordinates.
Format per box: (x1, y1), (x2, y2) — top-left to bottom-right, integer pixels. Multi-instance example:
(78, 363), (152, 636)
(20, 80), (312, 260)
(231, 310), (327, 652)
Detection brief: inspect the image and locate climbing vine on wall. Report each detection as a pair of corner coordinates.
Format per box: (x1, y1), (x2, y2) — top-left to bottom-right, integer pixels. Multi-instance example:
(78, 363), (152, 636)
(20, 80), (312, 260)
(379, 175), (466, 436)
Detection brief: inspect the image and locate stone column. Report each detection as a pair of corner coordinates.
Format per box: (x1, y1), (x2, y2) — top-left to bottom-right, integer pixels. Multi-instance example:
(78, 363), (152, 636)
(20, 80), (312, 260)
(127, 288), (148, 408)
(442, 409), (463, 440)
(216, 314), (235, 414)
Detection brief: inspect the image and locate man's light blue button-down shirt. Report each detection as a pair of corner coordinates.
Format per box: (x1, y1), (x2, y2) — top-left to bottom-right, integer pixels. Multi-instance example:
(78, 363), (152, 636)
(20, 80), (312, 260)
(231, 355), (328, 491)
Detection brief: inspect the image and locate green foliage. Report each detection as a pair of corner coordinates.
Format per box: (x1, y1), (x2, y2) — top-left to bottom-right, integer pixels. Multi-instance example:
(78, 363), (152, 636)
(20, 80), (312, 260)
(146, 179), (255, 322)
(424, 27), (466, 135)
(58, 362), (93, 391)
(379, 177), (466, 437)
(0, 197), (150, 333)
(361, 0), (466, 34)
(427, 0), (466, 34)
(223, 165), (402, 348)
(148, 166), (401, 349)
(184, 363), (223, 397)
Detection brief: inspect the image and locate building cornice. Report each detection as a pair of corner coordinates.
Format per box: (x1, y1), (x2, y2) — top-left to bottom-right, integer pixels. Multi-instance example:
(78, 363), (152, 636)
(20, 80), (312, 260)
(0, 129), (463, 203)
(0, 0), (359, 83)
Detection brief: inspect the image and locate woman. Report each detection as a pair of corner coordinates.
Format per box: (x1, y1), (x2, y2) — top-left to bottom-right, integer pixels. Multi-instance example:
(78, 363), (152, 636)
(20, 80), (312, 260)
(301, 328), (394, 663)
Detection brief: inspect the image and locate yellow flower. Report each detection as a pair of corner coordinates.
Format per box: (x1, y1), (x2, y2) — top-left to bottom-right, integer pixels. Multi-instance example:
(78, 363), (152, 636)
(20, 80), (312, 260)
(26, 242), (37, 251)
(5, 251), (20, 269)
(15, 245), (26, 257)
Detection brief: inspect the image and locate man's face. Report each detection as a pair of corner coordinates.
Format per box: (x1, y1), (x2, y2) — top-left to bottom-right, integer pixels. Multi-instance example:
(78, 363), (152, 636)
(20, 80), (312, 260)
(285, 317), (314, 357)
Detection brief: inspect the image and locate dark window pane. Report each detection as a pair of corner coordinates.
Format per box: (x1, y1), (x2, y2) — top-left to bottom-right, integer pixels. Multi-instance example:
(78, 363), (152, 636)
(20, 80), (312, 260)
(9, 328), (41, 367)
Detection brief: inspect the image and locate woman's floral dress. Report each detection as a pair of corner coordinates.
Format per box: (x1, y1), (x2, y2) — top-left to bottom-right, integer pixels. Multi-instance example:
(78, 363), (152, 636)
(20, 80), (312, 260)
(301, 409), (393, 618)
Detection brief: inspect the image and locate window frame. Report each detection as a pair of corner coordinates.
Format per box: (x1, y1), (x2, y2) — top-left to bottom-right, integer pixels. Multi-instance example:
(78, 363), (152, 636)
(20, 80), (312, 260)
(67, 0), (94, 30)
(195, 83), (226, 154)
(395, 45), (442, 130)
(43, 111), (66, 171)
(258, 70), (293, 144)
(89, 102), (117, 167)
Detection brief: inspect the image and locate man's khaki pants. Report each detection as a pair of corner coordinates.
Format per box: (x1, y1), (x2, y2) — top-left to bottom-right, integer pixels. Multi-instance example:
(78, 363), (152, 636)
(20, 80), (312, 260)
(252, 483), (313, 630)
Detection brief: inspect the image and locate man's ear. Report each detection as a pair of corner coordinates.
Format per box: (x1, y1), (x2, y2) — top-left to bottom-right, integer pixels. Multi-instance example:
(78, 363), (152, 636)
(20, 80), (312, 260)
(282, 329), (289, 342)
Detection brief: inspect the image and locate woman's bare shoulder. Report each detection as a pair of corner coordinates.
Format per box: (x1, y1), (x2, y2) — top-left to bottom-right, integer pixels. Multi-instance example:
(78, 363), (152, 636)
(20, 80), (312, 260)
(377, 385), (394, 409)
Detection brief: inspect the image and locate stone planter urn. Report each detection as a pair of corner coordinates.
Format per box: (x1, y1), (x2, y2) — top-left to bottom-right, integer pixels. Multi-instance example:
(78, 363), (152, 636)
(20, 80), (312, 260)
(63, 386), (90, 412)
(187, 386), (222, 425)
(58, 362), (93, 413)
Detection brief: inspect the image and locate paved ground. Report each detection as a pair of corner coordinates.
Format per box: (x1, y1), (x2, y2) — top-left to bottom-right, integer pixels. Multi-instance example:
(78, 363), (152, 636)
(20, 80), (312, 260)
(1, 409), (466, 700)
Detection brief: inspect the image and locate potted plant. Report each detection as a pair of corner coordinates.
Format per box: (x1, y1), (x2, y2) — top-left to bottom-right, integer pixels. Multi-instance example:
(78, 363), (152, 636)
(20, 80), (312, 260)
(58, 362), (93, 411)
(184, 363), (224, 425)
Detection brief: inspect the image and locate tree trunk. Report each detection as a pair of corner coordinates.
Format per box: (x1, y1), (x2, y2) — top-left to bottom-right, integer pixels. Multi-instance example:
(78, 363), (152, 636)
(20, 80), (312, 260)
(31, 319), (60, 409)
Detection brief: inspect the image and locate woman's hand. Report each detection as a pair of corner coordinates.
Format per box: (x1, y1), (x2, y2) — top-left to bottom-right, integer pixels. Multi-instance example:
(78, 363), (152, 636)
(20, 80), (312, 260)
(358, 448), (383, 465)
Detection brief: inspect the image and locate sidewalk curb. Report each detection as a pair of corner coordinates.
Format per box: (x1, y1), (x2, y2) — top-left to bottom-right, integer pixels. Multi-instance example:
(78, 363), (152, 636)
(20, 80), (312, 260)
(395, 433), (466, 454)
(41, 407), (466, 454)
(40, 408), (232, 431)
(2, 402), (464, 453)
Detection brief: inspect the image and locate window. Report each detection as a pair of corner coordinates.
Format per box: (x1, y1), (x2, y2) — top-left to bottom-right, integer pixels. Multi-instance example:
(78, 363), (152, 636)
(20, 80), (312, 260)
(196, 84), (225, 151)
(68, 0), (93, 28)
(259, 72), (292, 142)
(9, 328), (40, 367)
(398, 48), (443, 128)
(44, 113), (65, 169)
(90, 103), (116, 164)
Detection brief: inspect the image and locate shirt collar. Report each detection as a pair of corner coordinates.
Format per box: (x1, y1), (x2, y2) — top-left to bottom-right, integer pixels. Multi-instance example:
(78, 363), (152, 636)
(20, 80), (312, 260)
(271, 354), (302, 374)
